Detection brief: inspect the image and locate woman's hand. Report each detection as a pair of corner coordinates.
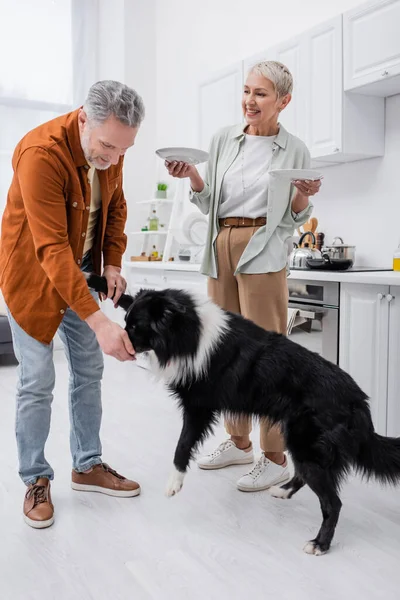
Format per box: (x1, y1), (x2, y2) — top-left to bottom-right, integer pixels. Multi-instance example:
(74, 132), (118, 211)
(291, 178), (322, 214)
(165, 161), (205, 193)
(165, 160), (197, 179)
(292, 178), (322, 197)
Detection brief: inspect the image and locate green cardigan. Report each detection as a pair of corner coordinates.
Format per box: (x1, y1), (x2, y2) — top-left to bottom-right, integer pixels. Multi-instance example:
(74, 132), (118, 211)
(190, 123), (314, 278)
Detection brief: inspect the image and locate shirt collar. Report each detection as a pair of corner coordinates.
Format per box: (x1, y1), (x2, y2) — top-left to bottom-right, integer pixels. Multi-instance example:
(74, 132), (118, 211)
(66, 108), (89, 168)
(231, 122), (288, 150)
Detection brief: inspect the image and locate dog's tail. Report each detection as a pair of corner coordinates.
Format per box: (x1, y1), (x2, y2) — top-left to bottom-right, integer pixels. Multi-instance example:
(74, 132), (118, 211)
(84, 273), (134, 312)
(354, 411), (400, 485)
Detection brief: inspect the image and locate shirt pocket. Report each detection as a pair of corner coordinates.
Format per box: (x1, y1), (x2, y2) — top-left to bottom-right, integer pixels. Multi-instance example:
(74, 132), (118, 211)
(66, 192), (86, 212)
(108, 177), (120, 195)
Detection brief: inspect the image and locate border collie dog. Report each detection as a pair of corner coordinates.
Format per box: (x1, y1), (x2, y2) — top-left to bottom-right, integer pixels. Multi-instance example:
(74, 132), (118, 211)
(86, 274), (400, 555)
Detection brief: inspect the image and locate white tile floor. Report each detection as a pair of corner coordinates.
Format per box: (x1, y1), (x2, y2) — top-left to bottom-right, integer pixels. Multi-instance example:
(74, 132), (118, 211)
(1, 351), (400, 599)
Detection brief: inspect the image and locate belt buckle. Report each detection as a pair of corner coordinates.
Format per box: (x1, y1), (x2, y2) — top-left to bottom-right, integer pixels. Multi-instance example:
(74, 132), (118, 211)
(223, 218), (231, 227)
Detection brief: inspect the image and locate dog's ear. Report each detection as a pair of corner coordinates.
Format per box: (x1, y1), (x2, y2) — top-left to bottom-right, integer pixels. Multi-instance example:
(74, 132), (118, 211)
(149, 319), (169, 367)
(167, 296), (187, 315)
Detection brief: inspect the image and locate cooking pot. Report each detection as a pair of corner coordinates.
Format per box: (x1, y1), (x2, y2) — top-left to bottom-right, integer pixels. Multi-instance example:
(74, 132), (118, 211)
(289, 231), (322, 270)
(322, 236), (355, 265)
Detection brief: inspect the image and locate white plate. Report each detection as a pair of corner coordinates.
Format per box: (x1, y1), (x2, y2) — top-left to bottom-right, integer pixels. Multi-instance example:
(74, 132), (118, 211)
(182, 212), (208, 246)
(156, 147), (209, 165)
(269, 168), (323, 181)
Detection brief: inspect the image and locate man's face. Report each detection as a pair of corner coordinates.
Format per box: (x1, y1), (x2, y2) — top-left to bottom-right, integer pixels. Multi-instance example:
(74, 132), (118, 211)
(78, 109), (138, 170)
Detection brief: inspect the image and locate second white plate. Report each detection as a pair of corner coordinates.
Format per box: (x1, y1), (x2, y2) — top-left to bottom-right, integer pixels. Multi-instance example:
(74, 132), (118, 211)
(269, 168), (323, 181)
(156, 147), (209, 165)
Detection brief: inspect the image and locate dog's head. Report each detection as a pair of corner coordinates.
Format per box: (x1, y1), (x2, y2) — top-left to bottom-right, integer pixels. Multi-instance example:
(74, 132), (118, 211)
(124, 288), (202, 367)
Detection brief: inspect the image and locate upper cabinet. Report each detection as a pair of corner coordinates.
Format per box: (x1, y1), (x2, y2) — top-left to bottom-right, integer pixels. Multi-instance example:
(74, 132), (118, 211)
(344, 0), (400, 96)
(305, 17), (384, 164)
(304, 18), (343, 161)
(198, 62), (243, 152)
(242, 16), (385, 165)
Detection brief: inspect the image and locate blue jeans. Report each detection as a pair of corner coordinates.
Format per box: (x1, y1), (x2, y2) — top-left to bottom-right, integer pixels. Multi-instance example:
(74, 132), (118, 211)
(6, 252), (104, 485)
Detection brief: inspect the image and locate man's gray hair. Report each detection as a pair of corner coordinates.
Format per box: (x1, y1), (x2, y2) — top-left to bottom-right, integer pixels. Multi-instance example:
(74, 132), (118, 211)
(83, 80), (145, 128)
(249, 61), (293, 97)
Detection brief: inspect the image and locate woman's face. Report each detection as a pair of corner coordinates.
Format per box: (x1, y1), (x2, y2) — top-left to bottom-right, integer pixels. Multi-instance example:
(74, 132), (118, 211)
(242, 73), (291, 127)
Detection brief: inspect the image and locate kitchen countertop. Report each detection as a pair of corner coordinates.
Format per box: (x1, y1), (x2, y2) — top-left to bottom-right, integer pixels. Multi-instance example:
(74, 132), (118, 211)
(287, 269), (400, 286)
(124, 261), (201, 272)
(124, 260), (400, 286)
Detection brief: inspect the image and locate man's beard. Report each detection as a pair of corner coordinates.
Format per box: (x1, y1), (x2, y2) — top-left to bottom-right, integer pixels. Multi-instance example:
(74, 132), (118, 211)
(81, 131), (111, 170)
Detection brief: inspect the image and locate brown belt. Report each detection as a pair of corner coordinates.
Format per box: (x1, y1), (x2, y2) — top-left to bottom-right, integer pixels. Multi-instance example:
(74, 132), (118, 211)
(219, 217), (267, 228)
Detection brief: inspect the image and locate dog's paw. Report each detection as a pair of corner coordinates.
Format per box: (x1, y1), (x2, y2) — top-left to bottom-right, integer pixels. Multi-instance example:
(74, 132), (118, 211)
(303, 540), (328, 556)
(269, 485), (291, 499)
(165, 468), (185, 497)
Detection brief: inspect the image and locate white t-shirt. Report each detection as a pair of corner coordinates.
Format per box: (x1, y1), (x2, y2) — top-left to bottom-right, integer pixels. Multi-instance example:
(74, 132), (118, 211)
(83, 163), (102, 255)
(219, 133), (276, 219)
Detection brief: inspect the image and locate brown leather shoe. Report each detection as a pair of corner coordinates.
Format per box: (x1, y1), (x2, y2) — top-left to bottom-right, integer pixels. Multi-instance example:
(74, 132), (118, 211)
(71, 463), (141, 497)
(24, 478), (54, 529)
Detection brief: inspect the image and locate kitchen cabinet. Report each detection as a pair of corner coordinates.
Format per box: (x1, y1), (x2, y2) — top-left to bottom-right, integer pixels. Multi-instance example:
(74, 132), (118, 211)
(344, 0), (400, 96)
(198, 62), (243, 152)
(124, 264), (208, 298)
(241, 16), (384, 165)
(340, 283), (400, 435)
(304, 16), (384, 163)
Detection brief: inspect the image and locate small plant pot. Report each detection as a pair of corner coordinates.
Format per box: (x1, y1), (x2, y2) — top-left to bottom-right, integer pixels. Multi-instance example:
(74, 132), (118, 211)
(156, 190), (167, 199)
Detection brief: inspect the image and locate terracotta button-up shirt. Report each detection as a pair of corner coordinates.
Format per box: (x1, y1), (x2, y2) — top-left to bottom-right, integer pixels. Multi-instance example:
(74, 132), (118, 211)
(0, 109), (127, 344)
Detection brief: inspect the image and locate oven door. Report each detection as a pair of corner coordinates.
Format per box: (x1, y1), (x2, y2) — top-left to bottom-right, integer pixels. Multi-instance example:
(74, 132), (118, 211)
(288, 300), (339, 364)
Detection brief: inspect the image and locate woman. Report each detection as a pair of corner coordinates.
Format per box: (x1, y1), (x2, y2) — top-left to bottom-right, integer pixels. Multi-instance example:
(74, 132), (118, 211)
(165, 61), (321, 493)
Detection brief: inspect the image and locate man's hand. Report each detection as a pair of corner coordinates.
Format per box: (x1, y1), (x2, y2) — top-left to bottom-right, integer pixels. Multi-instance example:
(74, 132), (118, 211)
(102, 265), (127, 305)
(86, 311), (135, 362)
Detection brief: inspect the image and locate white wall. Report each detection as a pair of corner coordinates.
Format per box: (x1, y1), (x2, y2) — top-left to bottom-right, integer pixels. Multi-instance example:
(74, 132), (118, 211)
(98, 0), (157, 241)
(155, 0), (399, 267)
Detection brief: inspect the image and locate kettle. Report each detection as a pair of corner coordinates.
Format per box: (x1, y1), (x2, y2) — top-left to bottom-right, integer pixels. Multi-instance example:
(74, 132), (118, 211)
(289, 231), (322, 270)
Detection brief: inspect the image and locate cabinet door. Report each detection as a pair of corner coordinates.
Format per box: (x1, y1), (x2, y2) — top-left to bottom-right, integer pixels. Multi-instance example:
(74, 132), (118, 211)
(273, 38), (304, 141)
(344, 0), (400, 94)
(198, 62), (243, 152)
(304, 16), (343, 159)
(340, 283), (390, 434)
(387, 286), (400, 436)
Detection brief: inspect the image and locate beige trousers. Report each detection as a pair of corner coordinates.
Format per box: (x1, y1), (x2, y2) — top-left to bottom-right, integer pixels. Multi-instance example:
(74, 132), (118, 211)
(208, 225), (288, 452)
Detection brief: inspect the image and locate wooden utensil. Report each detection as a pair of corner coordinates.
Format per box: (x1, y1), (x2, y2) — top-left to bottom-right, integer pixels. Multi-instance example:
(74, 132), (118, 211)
(301, 218), (319, 246)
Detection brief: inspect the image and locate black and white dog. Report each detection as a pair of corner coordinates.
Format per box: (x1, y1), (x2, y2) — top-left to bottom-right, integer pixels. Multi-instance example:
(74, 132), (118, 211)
(87, 274), (400, 555)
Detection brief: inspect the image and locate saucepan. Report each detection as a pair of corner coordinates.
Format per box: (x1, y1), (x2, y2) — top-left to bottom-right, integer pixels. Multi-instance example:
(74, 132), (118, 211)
(322, 236), (356, 265)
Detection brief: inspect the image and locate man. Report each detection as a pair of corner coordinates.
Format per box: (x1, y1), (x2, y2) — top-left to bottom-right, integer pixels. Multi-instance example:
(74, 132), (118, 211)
(0, 80), (145, 528)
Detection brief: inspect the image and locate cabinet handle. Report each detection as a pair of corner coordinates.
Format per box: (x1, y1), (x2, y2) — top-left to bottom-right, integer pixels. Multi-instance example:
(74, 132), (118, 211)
(377, 293), (385, 300)
(387, 294), (395, 302)
(333, 147), (340, 153)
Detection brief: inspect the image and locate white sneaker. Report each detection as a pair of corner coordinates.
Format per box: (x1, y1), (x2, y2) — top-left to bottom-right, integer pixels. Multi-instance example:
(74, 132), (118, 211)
(197, 440), (254, 470)
(237, 453), (290, 492)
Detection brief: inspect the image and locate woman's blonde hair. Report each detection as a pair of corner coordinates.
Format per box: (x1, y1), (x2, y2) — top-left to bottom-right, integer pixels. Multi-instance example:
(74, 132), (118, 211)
(248, 61), (293, 98)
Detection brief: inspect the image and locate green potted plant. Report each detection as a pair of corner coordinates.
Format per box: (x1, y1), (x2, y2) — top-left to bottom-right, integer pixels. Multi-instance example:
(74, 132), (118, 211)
(156, 182), (168, 199)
